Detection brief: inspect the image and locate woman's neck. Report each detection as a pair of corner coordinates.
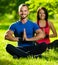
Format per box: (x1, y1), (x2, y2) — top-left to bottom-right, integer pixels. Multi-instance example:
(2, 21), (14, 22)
(39, 19), (46, 27)
(39, 20), (46, 23)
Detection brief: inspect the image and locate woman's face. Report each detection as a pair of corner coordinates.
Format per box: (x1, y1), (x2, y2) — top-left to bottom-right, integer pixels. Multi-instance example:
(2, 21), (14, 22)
(39, 9), (46, 20)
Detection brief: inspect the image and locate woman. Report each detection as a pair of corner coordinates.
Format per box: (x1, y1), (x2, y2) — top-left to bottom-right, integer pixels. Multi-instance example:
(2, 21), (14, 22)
(36, 7), (58, 49)
(23, 7), (58, 57)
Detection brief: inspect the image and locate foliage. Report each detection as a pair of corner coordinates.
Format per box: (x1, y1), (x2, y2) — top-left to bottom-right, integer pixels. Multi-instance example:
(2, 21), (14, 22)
(0, 0), (58, 22)
(0, 0), (28, 21)
(25, 0), (58, 20)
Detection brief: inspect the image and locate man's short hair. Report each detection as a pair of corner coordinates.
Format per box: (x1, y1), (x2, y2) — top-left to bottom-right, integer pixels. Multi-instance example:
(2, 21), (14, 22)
(18, 4), (29, 12)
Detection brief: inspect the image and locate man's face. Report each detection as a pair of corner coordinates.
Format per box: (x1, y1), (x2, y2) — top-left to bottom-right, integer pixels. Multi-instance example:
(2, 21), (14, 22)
(18, 6), (29, 19)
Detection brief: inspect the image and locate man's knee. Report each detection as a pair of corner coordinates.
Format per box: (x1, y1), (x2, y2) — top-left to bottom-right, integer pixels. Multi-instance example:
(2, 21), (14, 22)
(6, 44), (12, 51)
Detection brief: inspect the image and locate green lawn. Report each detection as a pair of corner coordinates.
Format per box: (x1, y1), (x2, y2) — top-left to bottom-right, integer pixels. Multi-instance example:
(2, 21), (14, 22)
(0, 20), (58, 65)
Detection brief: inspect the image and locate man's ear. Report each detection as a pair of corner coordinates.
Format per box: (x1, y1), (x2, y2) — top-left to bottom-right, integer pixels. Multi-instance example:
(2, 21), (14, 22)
(28, 10), (30, 15)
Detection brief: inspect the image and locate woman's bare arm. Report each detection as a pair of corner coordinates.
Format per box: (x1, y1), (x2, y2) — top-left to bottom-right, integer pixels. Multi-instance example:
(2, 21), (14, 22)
(48, 21), (57, 38)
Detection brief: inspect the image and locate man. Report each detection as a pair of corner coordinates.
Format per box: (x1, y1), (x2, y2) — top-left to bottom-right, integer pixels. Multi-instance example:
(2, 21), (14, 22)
(5, 4), (47, 58)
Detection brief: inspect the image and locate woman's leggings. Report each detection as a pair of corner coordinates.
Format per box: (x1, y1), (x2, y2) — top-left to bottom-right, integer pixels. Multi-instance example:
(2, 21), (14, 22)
(48, 40), (58, 49)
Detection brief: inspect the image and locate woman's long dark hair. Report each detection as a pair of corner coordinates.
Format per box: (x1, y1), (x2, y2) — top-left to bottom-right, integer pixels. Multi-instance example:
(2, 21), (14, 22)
(37, 7), (48, 23)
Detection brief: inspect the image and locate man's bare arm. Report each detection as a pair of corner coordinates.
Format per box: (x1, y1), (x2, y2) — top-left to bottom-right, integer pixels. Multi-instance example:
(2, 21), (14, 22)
(23, 29), (45, 41)
(5, 30), (19, 42)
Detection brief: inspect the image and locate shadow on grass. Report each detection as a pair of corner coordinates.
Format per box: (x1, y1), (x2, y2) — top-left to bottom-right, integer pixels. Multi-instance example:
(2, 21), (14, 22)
(0, 59), (14, 65)
(0, 25), (9, 30)
(54, 48), (58, 52)
(42, 55), (58, 61)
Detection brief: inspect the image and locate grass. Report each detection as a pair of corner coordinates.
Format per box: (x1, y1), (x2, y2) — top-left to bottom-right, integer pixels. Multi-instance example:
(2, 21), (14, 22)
(0, 19), (58, 65)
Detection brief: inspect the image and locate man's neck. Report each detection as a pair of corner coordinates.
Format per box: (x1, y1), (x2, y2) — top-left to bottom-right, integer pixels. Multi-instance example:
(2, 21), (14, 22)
(20, 18), (28, 24)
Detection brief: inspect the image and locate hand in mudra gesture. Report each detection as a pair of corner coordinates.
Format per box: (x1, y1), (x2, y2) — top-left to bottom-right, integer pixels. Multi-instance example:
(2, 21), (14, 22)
(23, 28), (28, 41)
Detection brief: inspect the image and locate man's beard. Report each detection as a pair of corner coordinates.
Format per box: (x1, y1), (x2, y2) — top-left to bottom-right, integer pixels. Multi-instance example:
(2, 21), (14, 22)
(21, 15), (28, 19)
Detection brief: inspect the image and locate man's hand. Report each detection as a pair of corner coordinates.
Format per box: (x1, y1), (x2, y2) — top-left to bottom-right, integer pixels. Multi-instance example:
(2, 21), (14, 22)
(23, 28), (28, 41)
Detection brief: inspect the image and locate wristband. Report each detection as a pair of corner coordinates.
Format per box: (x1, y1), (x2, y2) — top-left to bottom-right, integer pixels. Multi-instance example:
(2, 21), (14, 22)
(45, 34), (49, 38)
(19, 37), (23, 41)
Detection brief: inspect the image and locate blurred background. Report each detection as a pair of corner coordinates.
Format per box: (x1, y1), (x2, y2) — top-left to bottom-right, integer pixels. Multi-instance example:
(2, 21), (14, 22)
(0, 0), (58, 65)
(0, 0), (58, 22)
